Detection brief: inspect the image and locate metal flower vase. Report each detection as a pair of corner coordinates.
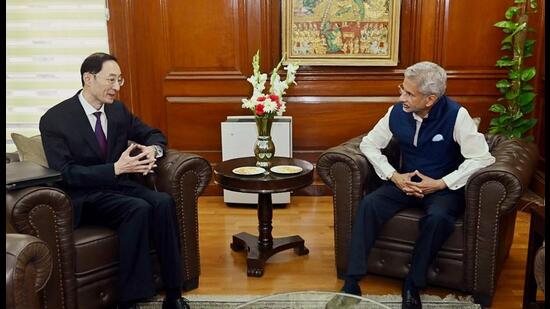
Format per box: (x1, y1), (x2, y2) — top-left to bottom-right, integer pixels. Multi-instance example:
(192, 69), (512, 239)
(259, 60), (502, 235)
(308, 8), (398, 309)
(254, 116), (275, 168)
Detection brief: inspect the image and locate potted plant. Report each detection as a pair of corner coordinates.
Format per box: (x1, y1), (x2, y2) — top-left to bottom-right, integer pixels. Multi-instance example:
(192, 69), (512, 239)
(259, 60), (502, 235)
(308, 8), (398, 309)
(488, 0), (539, 141)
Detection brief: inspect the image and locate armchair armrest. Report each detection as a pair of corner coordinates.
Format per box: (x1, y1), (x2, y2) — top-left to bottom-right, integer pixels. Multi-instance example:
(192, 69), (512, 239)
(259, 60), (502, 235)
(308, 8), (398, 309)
(465, 135), (538, 214)
(317, 134), (402, 277)
(154, 149), (212, 196)
(316, 135), (373, 277)
(153, 149), (212, 289)
(6, 233), (53, 309)
(6, 186), (77, 309)
(463, 135), (539, 302)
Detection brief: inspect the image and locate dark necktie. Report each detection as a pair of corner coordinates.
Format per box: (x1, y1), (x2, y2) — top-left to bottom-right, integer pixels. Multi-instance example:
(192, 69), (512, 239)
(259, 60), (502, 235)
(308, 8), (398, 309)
(93, 111), (107, 158)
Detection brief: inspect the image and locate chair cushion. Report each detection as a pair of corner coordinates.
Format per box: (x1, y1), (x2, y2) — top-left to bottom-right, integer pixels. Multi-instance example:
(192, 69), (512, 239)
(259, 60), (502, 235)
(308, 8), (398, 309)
(11, 133), (49, 167)
(73, 226), (119, 275)
(376, 208), (464, 259)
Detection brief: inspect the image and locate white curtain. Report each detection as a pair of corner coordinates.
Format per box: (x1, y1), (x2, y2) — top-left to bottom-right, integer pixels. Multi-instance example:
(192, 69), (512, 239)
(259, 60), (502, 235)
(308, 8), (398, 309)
(6, 0), (110, 152)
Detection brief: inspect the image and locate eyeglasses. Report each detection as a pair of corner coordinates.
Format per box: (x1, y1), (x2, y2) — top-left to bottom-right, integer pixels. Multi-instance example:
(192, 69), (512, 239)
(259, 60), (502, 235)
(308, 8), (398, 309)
(93, 74), (125, 87)
(398, 84), (415, 98)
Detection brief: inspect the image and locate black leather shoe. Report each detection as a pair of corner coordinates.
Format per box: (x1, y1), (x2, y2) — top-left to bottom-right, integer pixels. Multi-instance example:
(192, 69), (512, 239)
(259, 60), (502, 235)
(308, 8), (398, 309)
(162, 297), (190, 309)
(401, 281), (422, 309)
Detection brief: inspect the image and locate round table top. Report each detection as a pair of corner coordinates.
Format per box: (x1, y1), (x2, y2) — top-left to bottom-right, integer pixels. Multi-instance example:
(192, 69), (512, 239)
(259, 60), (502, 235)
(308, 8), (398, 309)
(235, 291), (391, 308)
(214, 157), (314, 194)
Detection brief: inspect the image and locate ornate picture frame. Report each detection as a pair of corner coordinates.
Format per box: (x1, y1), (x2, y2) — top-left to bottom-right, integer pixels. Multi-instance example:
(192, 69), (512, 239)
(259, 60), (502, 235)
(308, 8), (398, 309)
(282, 0), (401, 66)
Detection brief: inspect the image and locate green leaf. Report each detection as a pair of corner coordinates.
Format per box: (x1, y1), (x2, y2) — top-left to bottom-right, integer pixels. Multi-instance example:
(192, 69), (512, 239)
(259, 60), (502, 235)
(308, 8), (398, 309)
(505, 7), (520, 19)
(488, 125), (503, 134)
(494, 21), (517, 29)
(530, 0), (538, 10)
(508, 71), (520, 79)
(517, 92), (536, 105)
(496, 59), (515, 67)
(525, 39), (536, 47)
(498, 114), (512, 124)
(518, 118), (537, 131)
(505, 90), (519, 100)
(502, 28), (512, 34)
(520, 67), (536, 81)
(489, 118), (501, 126)
(521, 83), (534, 91)
(512, 111), (524, 120)
(496, 79), (511, 89)
(524, 45), (534, 57)
(514, 0), (525, 3)
(501, 34), (513, 44)
(502, 22), (527, 42)
(511, 129), (523, 138)
(520, 102), (535, 114)
(489, 104), (507, 113)
(501, 43), (512, 50)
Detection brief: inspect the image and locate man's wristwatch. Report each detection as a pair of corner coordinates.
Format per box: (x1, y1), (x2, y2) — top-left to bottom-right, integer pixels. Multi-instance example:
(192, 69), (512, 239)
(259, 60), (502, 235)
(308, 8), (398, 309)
(153, 145), (164, 159)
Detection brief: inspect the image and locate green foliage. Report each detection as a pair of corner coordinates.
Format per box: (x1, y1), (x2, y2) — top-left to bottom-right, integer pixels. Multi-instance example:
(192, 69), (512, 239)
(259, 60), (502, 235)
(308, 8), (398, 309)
(488, 0), (538, 140)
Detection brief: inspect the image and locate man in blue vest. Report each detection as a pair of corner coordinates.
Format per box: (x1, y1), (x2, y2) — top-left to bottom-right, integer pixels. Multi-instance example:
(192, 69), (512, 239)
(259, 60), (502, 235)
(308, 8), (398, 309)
(333, 62), (495, 309)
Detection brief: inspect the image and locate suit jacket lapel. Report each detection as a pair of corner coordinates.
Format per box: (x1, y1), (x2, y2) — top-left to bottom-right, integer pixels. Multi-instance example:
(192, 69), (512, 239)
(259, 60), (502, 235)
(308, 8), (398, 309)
(67, 93), (106, 159)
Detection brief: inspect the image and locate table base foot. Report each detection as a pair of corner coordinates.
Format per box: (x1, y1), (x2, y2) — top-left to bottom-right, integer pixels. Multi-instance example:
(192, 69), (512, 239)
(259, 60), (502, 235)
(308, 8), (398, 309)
(231, 232), (309, 277)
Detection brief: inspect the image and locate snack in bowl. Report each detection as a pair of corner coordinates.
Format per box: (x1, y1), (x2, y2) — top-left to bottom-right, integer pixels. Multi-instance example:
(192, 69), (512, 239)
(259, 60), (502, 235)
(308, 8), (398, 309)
(270, 165), (303, 174)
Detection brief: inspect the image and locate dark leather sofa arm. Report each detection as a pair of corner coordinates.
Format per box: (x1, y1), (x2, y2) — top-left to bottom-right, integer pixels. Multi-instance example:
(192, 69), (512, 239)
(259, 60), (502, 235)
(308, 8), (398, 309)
(6, 233), (53, 309)
(463, 135), (539, 303)
(316, 135), (374, 279)
(155, 149), (212, 197)
(6, 186), (78, 308)
(316, 135), (369, 194)
(153, 149), (212, 290)
(465, 134), (539, 214)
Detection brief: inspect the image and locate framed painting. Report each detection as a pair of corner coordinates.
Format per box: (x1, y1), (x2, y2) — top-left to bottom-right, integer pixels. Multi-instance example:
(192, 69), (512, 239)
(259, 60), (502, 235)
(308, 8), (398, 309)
(282, 0), (401, 66)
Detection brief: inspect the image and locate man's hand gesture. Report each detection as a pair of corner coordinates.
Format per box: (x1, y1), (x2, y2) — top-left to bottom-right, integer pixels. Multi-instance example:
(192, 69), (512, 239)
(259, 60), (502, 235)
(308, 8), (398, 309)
(405, 170), (447, 196)
(391, 170), (447, 198)
(114, 143), (157, 176)
(390, 171), (424, 198)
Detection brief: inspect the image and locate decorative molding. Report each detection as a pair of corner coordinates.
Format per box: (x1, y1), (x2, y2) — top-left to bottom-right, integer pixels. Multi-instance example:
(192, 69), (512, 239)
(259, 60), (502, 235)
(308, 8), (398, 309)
(165, 72), (248, 80)
(166, 96), (399, 104)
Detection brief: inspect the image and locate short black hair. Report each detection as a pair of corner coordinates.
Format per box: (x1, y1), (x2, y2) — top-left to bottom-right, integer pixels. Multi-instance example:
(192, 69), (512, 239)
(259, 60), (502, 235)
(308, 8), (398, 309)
(80, 52), (119, 86)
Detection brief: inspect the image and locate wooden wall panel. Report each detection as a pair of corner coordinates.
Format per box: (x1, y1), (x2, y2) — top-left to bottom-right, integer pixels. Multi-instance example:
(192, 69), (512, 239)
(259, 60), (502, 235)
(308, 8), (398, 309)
(164, 0), (245, 77)
(441, 0), (510, 69)
(107, 0), (545, 195)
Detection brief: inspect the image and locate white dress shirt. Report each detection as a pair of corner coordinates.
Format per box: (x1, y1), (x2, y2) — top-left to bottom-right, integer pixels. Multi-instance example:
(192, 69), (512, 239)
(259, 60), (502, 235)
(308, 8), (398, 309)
(360, 105), (496, 190)
(79, 91), (108, 135)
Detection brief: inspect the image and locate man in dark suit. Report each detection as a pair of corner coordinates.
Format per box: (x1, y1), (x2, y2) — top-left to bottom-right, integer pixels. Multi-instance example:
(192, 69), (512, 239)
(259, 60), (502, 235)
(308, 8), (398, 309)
(39, 52), (190, 309)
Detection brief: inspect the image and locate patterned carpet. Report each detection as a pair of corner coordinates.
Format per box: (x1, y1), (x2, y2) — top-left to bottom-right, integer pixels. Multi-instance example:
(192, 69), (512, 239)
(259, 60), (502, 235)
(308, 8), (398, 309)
(138, 292), (482, 308)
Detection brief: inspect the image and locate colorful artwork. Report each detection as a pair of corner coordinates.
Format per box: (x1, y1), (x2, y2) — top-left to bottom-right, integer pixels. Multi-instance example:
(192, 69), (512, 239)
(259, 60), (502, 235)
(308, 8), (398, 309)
(282, 0), (401, 66)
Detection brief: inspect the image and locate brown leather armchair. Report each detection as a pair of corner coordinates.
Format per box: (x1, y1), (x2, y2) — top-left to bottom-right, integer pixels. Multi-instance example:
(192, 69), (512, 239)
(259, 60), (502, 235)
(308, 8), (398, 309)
(317, 134), (538, 307)
(6, 149), (212, 309)
(6, 233), (53, 309)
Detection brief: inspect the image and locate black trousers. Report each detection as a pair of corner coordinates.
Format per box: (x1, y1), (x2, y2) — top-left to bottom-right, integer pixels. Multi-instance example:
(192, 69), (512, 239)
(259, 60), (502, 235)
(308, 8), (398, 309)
(346, 182), (464, 288)
(82, 182), (182, 302)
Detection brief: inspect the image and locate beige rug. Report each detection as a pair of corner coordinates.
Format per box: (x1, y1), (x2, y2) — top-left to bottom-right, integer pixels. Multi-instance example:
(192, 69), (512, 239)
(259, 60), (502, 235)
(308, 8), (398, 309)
(138, 292), (481, 308)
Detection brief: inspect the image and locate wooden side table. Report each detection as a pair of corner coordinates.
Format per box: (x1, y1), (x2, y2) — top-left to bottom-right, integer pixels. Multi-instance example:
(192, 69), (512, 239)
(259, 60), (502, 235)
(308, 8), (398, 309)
(214, 157), (314, 277)
(523, 204), (545, 309)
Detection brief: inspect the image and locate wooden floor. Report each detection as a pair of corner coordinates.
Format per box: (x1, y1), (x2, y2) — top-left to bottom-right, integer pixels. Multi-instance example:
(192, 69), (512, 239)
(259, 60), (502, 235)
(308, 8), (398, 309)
(189, 196), (541, 309)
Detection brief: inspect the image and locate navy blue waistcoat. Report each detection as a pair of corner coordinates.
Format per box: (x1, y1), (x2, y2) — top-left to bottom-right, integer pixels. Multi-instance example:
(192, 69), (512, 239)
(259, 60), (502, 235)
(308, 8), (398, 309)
(389, 95), (464, 180)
